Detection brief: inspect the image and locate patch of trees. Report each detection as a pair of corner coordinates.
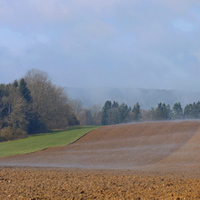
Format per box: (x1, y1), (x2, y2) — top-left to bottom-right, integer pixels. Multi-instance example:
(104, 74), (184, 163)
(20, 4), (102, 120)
(101, 101), (142, 125)
(0, 69), (79, 142)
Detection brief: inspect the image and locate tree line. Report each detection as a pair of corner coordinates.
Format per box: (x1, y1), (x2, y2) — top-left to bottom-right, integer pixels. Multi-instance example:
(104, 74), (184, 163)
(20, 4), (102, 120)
(74, 100), (200, 126)
(0, 69), (79, 142)
(144, 102), (200, 121)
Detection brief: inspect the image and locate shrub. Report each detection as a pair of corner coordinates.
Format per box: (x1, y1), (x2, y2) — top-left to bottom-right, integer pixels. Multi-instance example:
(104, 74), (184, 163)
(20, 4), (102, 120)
(0, 127), (27, 141)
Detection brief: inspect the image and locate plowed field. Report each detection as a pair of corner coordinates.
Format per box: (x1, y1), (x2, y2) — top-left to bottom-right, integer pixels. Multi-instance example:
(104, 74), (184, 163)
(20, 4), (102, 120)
(1, 120), (200, 199)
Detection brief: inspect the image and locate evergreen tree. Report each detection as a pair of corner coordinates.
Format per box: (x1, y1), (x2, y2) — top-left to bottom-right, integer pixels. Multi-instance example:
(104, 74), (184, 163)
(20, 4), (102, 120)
(172, 102), (183, 119)
(13, 80), (19, 88)
(118, 103), (131, 123)
(101, 100), (112, 125)
(184, 103), (193, 119)
(155, 103), (171, 120)
(19, 78), (32, 102)
(132, 102), (142, 121)
(112, 101), (119, 108)
(192, 101), (200, 119)
(184, 102), (200, 119)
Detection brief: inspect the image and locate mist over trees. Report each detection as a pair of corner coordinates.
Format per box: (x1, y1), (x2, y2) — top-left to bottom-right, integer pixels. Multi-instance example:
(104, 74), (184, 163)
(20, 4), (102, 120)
(0, 69), (79, 142)
(66, 87), (200, 110)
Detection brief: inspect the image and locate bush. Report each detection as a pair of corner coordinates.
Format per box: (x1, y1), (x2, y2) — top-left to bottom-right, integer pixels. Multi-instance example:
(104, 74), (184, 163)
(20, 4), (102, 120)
(0, 127), (27, 141)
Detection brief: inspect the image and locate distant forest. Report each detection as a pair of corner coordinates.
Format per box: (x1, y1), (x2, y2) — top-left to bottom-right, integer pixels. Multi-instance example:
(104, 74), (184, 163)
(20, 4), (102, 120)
(1, 69), (200, 142)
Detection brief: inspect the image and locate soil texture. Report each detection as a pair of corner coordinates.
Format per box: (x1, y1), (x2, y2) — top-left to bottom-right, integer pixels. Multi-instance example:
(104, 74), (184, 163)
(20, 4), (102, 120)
(1, 167), (200, 199)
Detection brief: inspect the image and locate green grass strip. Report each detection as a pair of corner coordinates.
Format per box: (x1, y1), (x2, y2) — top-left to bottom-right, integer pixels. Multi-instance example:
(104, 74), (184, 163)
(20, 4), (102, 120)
(0, 126), (99, 158)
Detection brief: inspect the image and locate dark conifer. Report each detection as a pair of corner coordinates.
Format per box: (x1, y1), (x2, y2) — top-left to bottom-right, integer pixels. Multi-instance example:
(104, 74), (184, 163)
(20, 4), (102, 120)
(19, 78), (32, 102)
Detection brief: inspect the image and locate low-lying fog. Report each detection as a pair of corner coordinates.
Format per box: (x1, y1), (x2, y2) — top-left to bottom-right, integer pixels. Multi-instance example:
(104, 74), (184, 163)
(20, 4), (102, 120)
(65, 87), (200, 109)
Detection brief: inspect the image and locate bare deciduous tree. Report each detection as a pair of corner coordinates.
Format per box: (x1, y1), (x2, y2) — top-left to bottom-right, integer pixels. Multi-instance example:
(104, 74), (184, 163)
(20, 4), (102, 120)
(25, 69), (77, 132)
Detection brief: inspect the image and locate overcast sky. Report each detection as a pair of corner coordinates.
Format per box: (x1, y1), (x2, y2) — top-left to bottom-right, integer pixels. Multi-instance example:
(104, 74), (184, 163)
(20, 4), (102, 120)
(0, 0), (200, 91)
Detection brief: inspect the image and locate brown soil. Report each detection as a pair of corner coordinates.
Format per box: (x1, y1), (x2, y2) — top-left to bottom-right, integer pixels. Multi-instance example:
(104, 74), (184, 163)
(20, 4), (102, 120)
(1, 120), (200, 199)
(1, 167), (200, 199)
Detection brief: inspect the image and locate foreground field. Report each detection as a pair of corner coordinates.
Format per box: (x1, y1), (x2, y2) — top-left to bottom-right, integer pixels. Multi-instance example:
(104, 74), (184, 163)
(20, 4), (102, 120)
(0, 126), (98, 157)
(0, 167), (200, 199)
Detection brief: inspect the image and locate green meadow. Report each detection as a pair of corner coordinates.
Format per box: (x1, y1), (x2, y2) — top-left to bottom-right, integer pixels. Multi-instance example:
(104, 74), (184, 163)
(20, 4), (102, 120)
(0, 126), (99, 158)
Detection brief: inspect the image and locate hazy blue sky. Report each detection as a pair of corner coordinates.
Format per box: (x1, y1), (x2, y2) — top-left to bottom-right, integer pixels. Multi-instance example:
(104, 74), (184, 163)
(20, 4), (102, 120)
(0, 0), (200, 91)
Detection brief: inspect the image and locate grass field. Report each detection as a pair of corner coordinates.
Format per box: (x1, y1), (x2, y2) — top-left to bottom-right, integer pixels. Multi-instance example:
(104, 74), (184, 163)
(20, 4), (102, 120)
(0, 126), (99, 158)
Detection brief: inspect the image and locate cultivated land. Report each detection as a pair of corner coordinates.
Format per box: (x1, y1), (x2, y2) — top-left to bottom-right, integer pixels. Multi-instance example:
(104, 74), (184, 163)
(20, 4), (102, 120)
(0, 126), (98, 157)
(0, 121), (200, 199)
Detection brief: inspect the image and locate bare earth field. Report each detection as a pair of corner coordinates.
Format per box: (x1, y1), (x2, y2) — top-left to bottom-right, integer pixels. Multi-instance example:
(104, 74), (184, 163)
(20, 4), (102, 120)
(0, 120), (200, 199)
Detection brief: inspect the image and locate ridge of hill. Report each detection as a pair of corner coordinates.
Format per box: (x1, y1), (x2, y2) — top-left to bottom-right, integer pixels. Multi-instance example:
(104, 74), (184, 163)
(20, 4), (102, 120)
(65, 87), (200, 109)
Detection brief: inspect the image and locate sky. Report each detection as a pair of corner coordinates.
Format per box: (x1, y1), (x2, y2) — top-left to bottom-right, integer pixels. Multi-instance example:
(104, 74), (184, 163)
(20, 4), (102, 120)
(0, 0), (200, 91)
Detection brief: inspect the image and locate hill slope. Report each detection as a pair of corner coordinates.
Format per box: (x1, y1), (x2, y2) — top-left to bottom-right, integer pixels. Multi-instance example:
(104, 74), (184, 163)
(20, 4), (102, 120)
(0, 120), (200, 172)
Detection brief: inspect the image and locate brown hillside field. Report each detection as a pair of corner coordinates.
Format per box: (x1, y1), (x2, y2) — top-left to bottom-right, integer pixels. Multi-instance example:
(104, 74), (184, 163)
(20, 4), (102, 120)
(0, 120), (200, 199)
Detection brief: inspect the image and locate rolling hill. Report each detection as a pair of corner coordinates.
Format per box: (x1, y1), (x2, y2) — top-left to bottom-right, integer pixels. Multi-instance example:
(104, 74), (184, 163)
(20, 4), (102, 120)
(1, 120), (200, 173)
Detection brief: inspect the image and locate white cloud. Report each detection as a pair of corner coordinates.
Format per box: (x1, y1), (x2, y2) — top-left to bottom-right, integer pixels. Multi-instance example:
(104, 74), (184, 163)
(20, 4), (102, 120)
(0, 0), (200, 90)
